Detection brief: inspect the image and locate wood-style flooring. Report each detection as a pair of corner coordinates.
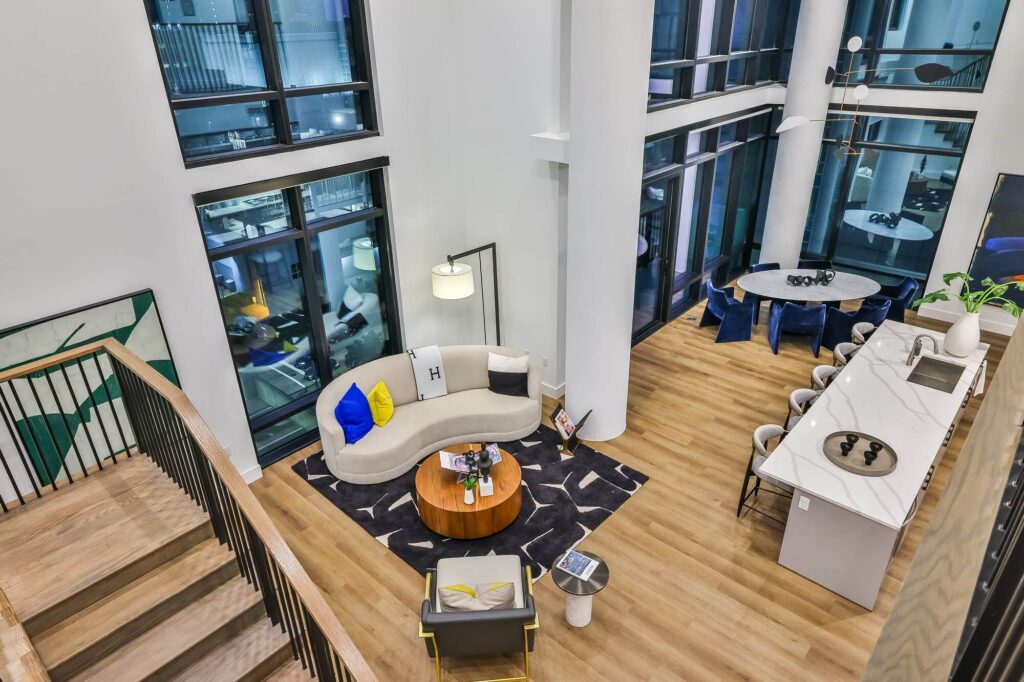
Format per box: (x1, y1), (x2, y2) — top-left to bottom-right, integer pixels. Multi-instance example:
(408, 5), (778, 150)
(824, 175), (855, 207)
(251, 306), (1008, 681)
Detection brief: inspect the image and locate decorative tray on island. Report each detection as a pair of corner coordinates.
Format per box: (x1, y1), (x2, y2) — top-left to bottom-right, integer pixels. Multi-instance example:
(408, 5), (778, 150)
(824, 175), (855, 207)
(822, 431), (898, 477)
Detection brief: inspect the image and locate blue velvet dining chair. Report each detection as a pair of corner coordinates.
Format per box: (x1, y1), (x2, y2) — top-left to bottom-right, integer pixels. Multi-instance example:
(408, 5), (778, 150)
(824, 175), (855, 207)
(745, 262), (781, 325)
(768, 302), (827, 357)
(700, 283), (755, 343)
(866, 277), (919, 323)
(821, 299), (891, 350)
(798, 258), (834, 270)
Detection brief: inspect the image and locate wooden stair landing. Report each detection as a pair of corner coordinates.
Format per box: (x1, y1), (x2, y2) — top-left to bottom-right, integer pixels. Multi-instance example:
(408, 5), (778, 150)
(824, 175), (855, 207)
(0, 455), (309, 681)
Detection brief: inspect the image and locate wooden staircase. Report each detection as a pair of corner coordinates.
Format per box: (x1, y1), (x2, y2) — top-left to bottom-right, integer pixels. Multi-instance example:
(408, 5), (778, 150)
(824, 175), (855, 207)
(0, 456), (299, 681)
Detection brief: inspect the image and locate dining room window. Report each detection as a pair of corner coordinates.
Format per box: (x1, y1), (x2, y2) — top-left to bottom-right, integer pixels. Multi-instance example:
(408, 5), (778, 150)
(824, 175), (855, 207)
(801, 111), (973, 285)
(195, 157), (400, 466)
(649, 0), (801, 109)
(634, 107), (781, 341)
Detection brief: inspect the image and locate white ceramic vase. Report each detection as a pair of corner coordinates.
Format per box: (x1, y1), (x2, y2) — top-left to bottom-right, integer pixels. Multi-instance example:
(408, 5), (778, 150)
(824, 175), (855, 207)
(464, 487), (474, 505)
(944, 311), (981, 358)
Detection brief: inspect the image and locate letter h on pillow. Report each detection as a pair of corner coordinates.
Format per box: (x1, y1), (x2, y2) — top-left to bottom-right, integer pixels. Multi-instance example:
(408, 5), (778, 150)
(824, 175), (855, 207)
(487, 352), (529, 397)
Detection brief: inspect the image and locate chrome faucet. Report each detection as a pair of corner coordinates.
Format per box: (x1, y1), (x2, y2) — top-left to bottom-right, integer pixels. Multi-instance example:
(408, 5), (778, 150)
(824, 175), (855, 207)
(906, 334), (939, 366)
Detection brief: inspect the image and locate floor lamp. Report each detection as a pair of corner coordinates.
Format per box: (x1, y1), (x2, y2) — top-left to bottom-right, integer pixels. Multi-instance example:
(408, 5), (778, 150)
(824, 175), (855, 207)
(431, 243), (501, 345)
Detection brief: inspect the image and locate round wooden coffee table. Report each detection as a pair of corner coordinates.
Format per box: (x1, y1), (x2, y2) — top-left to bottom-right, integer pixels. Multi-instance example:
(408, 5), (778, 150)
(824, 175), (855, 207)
(415, 443), (522, 539)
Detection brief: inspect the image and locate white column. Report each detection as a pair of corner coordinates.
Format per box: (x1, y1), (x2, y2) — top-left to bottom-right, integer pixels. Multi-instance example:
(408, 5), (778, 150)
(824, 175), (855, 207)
(564, 0), (653, 441)
(759, 0), (850, 267)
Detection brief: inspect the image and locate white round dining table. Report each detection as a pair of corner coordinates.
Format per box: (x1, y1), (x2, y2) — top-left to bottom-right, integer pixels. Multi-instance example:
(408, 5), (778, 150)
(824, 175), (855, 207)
(843, 209), (934, 266)
(736, 269), (881, 303)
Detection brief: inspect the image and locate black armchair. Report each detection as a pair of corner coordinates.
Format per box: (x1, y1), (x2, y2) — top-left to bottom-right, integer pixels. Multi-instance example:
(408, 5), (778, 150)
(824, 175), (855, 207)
(419, 556), (539, 682)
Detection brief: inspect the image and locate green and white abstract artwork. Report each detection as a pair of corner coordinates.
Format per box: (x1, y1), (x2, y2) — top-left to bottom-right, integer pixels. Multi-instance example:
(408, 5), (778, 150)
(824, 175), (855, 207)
(0, 290), (178, 493)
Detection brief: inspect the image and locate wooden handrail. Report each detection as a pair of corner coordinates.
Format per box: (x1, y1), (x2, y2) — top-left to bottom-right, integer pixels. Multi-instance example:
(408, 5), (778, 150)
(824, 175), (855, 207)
(863, 321), (1024, 680)
(0, 586), (49, 681)
(0, 339), (376, 681)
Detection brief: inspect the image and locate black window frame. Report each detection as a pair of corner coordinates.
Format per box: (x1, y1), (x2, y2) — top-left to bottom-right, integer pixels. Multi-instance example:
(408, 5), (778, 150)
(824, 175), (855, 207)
(194, 156), (402, 466)
(836, 0), (1011, 92)
(144, 0), (379, 168)
(648, 0), (801, 112)
(634, 105), (782, 344)
(800, 105), (976, 286)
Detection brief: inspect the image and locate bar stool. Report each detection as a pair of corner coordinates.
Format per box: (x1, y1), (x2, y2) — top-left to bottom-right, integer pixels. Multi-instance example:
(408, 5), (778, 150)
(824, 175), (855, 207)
(736, 424), (792, 525)
(810, 364), (840, 391)
(852, 322), (876, 344)
(834, 342), (861, 367)
(785, 387), (821, 430)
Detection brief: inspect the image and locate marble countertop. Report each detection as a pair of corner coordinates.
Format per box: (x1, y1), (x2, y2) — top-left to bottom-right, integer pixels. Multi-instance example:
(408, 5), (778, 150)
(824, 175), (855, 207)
(758, 320), (989, 530)
(736, 269), (881, 302)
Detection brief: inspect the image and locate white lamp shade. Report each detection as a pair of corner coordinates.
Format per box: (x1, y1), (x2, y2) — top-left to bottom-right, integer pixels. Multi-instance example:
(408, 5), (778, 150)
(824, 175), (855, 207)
(847, 36), (864, 53)
(853, 84), (870, 100)
(776, 115), (809, 133)
(352, 237), (376, 271)
(432, 262), (475, 299)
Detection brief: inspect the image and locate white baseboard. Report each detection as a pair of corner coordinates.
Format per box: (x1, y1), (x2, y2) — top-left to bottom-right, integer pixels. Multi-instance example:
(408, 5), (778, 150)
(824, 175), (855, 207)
(240, 464), (263, 484)
(918, 303), (1018, 336)
(542, 382), (565, 399)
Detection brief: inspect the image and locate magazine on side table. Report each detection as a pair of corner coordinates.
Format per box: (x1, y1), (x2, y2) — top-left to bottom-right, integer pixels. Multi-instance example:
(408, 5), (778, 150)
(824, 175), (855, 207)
(556, 549), (600, 582)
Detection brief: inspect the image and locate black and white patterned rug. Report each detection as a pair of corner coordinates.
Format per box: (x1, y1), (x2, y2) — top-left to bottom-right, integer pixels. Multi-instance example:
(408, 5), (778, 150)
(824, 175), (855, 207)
(292, 426), (648, 580)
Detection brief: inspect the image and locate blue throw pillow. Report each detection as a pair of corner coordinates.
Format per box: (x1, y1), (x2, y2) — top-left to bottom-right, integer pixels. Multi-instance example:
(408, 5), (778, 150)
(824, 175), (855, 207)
(335, 383), (373, 445)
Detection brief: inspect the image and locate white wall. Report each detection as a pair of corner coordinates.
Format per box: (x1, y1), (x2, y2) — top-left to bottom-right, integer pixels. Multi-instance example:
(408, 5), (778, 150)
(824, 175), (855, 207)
(0, 0), (564, 481)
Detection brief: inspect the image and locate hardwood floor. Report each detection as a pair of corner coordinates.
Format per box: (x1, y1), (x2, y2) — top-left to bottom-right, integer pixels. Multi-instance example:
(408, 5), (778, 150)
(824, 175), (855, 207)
(251, 306), (1008, 681)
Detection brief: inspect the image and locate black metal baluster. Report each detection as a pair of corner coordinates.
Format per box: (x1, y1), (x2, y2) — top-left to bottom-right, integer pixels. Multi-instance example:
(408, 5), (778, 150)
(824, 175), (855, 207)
(76, 357), (118, 465)
(0, 386), (40, 499)
(174, 424), (208, 513)
(288, 582), (314, 672)
(91, 353), (132, 458)
(43, 368), (89, 478)
(303, 609), (328, 678)
(154, 395), (198, 502)
(60, 363), (104, 471)
(164, 402), (206, 508)
(143, 383), (184, 488)
(215, 477), (253, 582)
(113, 364), (150, 462)
(269, 561), (302, 664)
(25, 373), (75, 485)
(227, 495), (257, 584)
(243, 523), (279, 619)
(188, 435), (227, 541)
(129, 373), (165, 472)
(7, 380), (59, 491)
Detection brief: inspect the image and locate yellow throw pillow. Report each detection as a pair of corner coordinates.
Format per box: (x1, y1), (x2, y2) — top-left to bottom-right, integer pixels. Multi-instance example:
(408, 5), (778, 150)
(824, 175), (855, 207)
(366, 380), (394, 427)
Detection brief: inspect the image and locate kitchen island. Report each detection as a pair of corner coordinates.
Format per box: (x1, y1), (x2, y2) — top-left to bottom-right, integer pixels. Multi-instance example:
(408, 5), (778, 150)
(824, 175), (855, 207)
(759, 320), (989, 609)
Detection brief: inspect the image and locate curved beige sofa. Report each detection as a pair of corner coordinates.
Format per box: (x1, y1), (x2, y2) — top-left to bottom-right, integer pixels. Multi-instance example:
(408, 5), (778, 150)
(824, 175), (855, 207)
(315, 346), (542, 484)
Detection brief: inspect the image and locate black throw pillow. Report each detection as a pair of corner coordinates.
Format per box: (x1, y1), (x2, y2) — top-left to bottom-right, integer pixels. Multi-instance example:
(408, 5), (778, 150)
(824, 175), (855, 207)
(487, 353), (529, 397)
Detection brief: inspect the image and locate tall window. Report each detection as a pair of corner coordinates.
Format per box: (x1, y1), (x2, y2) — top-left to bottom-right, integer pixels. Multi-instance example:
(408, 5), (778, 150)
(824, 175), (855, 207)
(801, 111), (973, 284)
(195, 159), (400, 465)
(634, 109), (780, 340)
(838, 0), (1010, 90)
(649, 0), (801, 109)
(145, 0), (377, 165)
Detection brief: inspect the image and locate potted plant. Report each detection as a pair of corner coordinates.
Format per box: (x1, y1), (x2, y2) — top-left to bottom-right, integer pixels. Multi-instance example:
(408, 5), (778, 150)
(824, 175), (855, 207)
(463, 474), (477, 505)
(914, 273), (1024, 357)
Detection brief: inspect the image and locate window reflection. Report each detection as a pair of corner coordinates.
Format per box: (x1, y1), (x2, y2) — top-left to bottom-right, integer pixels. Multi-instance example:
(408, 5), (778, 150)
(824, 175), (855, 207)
(175, 102), (278, 160)
(214, 243), (320, 419)
(199, 190), (293, 249)
(150, 0), (267, 98)
(312, 221), (390, 376)
(286, 92), (364, 141)
(269, 0), (358, 88)
(302, 172), (374, 224)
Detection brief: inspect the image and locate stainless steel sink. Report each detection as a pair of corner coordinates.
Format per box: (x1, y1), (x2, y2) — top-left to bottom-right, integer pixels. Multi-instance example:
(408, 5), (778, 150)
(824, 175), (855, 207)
(907, 355), (966, 393)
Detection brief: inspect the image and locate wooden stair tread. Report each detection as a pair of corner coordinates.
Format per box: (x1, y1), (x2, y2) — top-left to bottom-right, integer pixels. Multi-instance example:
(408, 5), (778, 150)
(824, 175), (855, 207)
(68, 577), (264, 682)
(0, 456), (210, 625)
(264, 658), (313, 681)
(173, 618), (292, 682)
(35, 537), (237, 679)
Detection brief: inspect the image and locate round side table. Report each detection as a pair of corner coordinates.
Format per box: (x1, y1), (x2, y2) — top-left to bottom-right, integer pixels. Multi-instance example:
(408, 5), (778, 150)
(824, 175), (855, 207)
(552, 551), (609, 628)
